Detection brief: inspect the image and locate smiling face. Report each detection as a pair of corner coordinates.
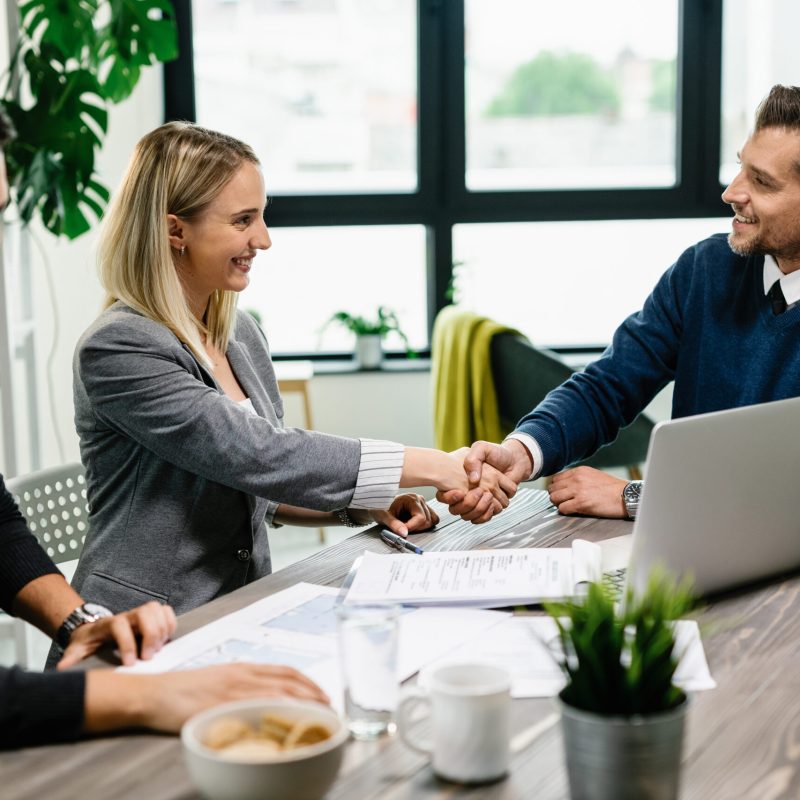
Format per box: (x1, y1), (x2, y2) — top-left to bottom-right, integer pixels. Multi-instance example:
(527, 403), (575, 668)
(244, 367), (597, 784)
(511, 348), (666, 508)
(169, 161), (271, 316)
(721, 126), (800, 273)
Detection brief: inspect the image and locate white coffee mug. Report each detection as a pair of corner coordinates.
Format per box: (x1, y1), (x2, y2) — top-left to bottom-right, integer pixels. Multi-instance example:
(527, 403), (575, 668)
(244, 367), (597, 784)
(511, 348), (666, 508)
(397, 662), (511, 783)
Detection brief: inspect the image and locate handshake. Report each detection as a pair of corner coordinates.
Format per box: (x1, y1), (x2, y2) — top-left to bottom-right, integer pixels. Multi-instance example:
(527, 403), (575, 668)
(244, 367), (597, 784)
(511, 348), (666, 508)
(435, 439), (533, 524)
(403, 437), (630, 528)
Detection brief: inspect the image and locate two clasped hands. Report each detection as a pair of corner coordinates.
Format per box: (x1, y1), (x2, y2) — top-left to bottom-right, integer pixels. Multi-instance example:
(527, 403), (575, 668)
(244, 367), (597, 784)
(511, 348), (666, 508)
(436, 439), (533, 522)
(388, 437), (631, 537)
(379, 439), (532, 537)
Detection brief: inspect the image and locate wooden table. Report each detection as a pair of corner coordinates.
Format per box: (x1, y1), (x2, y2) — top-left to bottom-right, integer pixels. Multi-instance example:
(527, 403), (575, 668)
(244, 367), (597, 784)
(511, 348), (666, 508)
(4, 490), (800, 800)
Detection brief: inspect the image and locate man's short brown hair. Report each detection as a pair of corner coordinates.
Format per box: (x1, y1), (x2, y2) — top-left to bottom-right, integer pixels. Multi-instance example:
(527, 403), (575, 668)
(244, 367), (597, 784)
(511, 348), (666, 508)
(754, 84), (800, 132)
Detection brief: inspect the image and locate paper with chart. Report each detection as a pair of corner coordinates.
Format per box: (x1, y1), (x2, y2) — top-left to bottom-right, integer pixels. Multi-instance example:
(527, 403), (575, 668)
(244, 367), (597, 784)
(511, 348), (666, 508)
(119, 582), (510, 711)
(420, 616), (716, 697)
(343, 540), (604, 607)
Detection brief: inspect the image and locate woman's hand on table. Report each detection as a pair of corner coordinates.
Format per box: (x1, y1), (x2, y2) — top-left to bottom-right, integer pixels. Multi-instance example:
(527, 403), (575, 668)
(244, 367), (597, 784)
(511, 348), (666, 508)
(351, 493), (440, 537)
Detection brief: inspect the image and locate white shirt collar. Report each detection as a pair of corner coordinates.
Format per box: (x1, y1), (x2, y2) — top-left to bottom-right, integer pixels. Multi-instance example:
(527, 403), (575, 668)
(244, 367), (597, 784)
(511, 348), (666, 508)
(763, 254), (800, 307)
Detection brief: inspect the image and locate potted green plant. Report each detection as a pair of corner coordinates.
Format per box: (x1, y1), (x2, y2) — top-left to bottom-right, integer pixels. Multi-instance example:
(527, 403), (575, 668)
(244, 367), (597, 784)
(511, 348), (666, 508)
(2, 0), (178, 239)
(545, 571), (695, 800)
(322, 306), (414, 370)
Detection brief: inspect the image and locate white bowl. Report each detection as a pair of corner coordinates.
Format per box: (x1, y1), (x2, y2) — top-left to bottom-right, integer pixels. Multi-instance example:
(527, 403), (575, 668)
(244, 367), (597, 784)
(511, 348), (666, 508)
(181, 698), (348, 800)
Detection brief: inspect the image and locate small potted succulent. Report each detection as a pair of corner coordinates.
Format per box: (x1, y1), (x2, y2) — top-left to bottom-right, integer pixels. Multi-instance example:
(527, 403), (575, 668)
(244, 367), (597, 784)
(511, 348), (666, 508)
(322, 306), (414, 370)
(545, 571), (695, 800)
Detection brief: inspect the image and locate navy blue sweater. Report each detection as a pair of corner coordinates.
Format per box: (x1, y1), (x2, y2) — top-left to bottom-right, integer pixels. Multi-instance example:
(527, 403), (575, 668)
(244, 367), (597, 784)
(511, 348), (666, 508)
(516, 234), (800, 476)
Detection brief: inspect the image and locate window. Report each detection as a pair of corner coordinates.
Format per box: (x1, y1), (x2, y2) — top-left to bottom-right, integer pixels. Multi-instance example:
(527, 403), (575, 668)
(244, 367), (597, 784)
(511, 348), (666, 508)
(166, 0), (738, 356)
(720, 0), (800, 184)
(453, 218), (728, 346)
(192, 0), (417, 194)
(465, 0), (679, 190)
(242, 225), (427, 354)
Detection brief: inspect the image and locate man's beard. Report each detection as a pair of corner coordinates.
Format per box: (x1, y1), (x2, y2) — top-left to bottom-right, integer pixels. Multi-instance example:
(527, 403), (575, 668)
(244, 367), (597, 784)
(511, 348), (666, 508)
(727, 231), (763, 258)
(728, 230), (800, 264)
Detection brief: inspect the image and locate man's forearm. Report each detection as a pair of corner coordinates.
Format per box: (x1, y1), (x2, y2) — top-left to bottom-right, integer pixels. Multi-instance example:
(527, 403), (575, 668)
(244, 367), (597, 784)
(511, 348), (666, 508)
(11, 574), (83, 639)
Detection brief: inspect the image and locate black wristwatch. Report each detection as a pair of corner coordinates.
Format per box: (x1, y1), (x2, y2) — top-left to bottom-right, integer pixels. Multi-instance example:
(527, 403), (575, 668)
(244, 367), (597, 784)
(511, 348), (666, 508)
(622, 480), (644, 520)
(56, 602), (113, 650)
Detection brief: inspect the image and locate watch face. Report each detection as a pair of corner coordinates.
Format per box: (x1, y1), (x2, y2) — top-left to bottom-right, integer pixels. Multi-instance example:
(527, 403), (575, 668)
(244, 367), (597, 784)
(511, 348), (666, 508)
(624, 482), (642, 501)
(82, 602), (112, 617)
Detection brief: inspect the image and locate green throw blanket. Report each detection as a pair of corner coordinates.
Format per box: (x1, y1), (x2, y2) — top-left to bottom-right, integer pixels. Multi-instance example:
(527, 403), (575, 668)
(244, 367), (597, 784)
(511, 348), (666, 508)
(431, 306), (521, 451)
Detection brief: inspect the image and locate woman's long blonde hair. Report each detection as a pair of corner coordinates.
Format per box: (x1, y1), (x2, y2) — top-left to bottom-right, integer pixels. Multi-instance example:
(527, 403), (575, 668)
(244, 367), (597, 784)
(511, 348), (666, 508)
(99, 121), (260, 368)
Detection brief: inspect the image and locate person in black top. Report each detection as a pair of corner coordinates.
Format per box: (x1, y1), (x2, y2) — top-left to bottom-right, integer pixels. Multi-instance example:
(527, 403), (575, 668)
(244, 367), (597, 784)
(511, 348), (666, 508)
(0, 475), (327, 749)
(0, 112), (327, 749)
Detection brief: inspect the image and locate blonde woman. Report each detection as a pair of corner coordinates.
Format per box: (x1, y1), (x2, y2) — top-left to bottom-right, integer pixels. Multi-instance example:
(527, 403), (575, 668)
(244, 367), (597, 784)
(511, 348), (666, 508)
(68, 122), (514, 617)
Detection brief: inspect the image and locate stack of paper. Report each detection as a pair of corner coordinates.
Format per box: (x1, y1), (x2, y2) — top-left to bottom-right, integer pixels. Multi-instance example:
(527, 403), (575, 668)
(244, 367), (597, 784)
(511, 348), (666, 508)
(342, 540), (604, 608)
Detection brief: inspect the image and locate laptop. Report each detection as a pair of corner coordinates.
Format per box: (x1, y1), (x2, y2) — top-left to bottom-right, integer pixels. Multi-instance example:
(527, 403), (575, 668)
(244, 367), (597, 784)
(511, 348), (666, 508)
(600, 395), (800, 599)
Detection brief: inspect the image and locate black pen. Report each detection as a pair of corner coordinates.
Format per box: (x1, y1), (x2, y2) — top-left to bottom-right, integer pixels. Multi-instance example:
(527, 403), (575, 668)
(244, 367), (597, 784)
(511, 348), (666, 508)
(379, 529), (425, 554)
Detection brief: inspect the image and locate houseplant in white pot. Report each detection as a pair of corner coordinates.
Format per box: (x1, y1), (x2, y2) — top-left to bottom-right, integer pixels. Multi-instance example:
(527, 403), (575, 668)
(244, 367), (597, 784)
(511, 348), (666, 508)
(322, 306), (414, 370)
(545, 571), (695, 800)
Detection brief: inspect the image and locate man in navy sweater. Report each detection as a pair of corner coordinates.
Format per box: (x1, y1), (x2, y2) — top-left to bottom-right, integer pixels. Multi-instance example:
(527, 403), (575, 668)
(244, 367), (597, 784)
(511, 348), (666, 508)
(444, 84), (800, 521)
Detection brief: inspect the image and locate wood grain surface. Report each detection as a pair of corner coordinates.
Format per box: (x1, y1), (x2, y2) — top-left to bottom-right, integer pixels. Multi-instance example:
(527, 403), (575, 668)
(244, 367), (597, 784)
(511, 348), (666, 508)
(3, 488), (799, 800)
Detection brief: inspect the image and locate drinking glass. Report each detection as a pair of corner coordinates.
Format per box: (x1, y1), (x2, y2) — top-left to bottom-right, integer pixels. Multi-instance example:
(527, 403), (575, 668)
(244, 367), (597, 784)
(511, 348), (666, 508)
(337, 604), (400, 740)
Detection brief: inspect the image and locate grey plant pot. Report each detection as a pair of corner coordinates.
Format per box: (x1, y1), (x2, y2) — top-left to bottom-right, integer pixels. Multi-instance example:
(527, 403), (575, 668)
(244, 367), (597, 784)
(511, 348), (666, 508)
(556, 691), (688, 800)
(354, 334), (383, 370)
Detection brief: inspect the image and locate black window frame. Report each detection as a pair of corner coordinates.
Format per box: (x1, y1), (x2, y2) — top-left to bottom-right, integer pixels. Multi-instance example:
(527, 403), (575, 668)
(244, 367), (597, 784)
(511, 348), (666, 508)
(164, 0), (727, 360)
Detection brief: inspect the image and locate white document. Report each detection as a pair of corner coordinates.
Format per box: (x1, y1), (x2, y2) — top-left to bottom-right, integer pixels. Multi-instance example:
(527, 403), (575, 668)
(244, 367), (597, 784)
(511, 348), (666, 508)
(343, 541), (604, 608)
(420, 616), (716, 698)
(120, 582), (509, 712)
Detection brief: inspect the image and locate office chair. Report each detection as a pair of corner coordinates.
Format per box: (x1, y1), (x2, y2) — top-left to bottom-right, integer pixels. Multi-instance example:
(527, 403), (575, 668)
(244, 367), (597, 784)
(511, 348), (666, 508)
(2, 463), (89, 667)
(490, 332), (653, 479)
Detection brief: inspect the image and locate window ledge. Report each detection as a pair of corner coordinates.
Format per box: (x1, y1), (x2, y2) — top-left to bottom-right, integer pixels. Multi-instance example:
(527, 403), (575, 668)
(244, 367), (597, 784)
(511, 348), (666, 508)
(311, 358), (431, 376)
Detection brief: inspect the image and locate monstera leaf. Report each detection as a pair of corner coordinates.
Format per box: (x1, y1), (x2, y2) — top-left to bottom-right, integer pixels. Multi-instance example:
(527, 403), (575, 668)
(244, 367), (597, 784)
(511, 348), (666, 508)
(2, 0), (177, 239)
(102, 0), (178, 102)
(18, 0), (99, 60)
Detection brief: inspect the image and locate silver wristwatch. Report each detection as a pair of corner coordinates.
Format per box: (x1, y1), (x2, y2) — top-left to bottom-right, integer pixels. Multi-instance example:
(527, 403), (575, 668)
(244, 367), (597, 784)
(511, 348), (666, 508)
(622, 480), (644, 520)
(335, 508), (366, 528)
(56, 602), (113, 650)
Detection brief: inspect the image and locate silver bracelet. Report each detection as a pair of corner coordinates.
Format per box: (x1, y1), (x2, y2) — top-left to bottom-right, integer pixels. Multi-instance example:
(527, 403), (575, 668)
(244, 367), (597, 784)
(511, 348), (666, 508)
(335, 508), (366, 528)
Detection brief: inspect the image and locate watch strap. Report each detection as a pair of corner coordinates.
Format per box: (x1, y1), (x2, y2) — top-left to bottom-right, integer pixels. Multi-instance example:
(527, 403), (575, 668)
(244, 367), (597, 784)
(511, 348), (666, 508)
(55, 603), (113, 650)
(622, 480), (644, 520)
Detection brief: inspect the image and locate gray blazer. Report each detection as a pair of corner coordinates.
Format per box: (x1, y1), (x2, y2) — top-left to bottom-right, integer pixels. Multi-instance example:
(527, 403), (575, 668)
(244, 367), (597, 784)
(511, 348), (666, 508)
(71, 303), (362, 615)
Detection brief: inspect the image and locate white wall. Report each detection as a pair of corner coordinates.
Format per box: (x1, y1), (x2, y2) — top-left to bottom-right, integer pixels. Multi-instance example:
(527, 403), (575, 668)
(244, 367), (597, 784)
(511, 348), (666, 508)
(285, 369), (433, 445)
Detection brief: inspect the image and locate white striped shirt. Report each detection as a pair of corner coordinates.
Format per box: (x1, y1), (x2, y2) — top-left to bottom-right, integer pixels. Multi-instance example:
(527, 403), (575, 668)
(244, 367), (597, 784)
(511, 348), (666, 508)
(348, 438), (405, 510)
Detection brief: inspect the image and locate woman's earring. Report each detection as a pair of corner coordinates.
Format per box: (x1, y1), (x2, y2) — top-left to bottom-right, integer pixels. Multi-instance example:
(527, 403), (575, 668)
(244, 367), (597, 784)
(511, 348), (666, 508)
(180, 246), (186, 256)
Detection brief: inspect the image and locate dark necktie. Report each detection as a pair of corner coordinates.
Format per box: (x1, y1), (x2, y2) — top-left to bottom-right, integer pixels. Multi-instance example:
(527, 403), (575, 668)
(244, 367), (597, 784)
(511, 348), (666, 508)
(768, 280), (787, 315)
